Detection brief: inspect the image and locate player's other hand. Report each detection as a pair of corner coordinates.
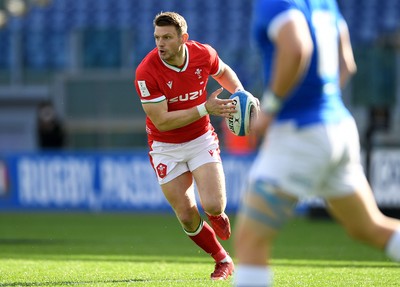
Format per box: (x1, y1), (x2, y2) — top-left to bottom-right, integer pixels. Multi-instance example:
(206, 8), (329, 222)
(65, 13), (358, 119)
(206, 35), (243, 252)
(205, 87), (237, 118)
(251, 111), (274, 138)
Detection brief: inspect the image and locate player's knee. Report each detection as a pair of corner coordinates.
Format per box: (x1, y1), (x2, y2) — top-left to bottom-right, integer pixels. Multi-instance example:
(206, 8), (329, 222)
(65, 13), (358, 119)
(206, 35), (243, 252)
(239, 180), (296, 230)
(203, 202), (225, 217)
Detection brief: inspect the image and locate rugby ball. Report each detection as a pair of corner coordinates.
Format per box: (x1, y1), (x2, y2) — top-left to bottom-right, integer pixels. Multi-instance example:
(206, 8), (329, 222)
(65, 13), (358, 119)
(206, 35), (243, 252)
(225, 90), (257, 136)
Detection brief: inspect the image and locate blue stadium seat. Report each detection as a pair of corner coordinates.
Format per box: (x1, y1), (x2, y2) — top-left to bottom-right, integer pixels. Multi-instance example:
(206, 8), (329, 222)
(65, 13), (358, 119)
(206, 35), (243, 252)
(24, 30), (49, 69)
(82, 29), (121, 68)
(49, 33), (67, 69)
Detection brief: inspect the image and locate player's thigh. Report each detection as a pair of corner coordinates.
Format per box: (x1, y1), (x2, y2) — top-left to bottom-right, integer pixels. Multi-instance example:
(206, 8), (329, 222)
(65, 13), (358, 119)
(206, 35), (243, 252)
(192, 162), (226, 210)
(161, 171), (196, 212)
(326, 179), (388, 244)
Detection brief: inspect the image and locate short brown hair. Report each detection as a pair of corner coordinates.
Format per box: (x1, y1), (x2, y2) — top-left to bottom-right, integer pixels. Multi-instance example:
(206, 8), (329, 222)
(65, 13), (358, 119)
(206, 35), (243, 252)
(153, 12), (188, 36)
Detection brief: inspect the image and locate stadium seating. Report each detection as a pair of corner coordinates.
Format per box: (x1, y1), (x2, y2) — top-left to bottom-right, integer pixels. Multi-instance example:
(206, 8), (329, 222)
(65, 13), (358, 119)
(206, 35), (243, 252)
(0, 0), (398, 71)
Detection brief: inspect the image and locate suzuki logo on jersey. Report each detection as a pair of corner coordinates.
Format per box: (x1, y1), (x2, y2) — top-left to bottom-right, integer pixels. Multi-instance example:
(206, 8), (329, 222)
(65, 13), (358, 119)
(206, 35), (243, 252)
(167, 81), (173, 89)
(169, 89), (203, 103)
(195, 68), (202, 79)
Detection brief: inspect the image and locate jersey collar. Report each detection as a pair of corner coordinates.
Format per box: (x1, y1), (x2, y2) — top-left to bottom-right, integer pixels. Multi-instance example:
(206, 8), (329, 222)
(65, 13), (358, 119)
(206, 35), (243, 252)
(160, 44), (189, 72)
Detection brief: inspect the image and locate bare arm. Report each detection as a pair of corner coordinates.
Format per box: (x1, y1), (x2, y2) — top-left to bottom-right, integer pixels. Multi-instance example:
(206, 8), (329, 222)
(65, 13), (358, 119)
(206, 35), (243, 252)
(338, 20), (357, 88)
(142, 99), (203, 132)
(270, 15), (313, 98)
(252, 13), (313, 136)
(142, 88), (236, 132)
(212, 62), (244, 94)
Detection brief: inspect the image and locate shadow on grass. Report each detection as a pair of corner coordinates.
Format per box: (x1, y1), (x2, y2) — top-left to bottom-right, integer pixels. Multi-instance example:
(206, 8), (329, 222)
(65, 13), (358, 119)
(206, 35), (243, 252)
(0, 239), (69, 245)
(0, 279), (144, 286)
(0, 278), (209, 287)
(1, 253), (211, 264)
(273, 259), (398, 269)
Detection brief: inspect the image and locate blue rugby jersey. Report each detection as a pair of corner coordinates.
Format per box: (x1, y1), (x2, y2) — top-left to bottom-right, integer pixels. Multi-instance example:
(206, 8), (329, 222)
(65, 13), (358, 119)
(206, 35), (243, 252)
(252, 0), (351, 127)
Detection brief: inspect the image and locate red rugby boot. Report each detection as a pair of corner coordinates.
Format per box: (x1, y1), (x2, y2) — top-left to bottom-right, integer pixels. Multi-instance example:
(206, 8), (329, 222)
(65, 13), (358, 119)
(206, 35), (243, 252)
(210, 261), (235, 280)
(207, 213), (231, 240)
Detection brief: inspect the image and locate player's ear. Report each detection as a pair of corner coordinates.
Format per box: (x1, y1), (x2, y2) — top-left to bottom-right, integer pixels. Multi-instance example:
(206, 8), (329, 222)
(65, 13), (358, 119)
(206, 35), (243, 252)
(181, 33), (189, 43)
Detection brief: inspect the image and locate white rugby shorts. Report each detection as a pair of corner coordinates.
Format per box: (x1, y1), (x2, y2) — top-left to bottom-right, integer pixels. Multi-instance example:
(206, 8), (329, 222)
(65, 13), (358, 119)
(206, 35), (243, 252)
(249, 117), (366, 199)
(149, 130), (222, 184)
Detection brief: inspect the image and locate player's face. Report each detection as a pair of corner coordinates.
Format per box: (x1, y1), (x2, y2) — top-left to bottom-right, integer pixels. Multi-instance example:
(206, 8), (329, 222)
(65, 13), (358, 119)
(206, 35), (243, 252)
(154, 26), (186, 66)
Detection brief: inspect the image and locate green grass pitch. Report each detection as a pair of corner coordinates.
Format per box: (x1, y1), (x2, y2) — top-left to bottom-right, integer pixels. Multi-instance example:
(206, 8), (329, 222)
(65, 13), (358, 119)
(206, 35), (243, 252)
(0, 212), (398, 286)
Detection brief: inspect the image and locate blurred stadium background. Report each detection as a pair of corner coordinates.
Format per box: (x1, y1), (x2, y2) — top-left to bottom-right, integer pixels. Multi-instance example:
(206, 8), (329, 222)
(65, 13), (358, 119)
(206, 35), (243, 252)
(0, 0), (399, 214)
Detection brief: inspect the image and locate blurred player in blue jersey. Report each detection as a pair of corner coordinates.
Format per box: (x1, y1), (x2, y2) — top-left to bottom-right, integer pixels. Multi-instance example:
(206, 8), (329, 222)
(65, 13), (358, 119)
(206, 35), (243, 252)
(233, 0), (400, 286)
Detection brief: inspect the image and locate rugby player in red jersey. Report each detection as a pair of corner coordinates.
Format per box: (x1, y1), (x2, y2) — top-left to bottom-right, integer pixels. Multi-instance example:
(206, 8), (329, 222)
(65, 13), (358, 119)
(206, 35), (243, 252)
(134, 11), (245, 280)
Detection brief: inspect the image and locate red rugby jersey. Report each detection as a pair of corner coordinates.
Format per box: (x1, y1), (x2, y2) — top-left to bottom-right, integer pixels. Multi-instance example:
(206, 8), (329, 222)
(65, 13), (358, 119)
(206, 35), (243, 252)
(135, 40), (221, 144)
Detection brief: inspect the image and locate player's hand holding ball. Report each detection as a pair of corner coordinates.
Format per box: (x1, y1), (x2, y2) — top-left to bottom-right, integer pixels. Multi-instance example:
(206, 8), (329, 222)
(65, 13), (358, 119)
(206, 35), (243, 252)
(205, 87), (237, 118)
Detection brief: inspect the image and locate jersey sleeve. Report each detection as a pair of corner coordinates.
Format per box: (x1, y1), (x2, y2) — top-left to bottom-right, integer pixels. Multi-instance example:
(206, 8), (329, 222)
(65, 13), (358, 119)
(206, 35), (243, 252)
(135, 65), (166, 104)
(253, 0), (300, 41)
(203, 43), (222, 76)
(331, 0), (347, 32)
